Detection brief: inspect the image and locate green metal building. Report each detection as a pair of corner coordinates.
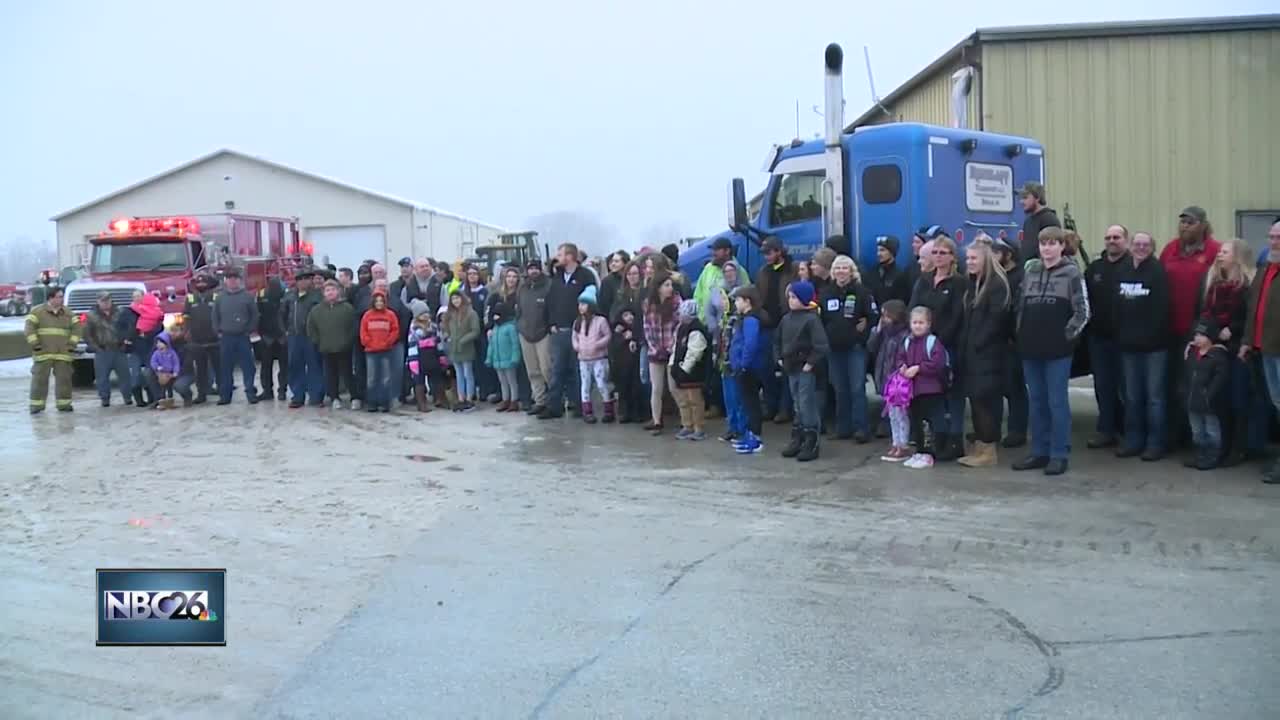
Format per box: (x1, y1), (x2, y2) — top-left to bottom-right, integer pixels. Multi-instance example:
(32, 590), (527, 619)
(849, 14), (1280, 254)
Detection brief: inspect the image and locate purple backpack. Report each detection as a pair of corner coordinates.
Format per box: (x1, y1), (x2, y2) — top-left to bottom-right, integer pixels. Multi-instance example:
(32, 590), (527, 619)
(882, 371), (914, 413)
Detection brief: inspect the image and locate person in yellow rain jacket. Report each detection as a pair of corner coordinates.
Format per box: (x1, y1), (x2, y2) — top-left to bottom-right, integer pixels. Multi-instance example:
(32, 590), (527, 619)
(25, 285), (81, 414)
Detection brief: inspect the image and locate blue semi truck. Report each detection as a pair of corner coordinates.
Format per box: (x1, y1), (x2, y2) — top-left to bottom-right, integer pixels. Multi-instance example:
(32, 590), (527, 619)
(680, 43), (1047, 281)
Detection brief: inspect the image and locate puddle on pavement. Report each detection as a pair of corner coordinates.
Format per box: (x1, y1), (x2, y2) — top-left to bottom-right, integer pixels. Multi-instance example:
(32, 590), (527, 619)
(406, 454), (443, 463)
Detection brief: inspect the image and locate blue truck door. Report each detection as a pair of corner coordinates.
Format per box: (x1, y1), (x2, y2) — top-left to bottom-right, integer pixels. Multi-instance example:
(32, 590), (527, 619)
(852, 157), (910, 268)
(757, 169), (825, 263)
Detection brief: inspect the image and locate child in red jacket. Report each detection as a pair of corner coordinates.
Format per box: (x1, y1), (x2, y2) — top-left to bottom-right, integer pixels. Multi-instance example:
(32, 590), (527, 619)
(359, 290), (401, 412)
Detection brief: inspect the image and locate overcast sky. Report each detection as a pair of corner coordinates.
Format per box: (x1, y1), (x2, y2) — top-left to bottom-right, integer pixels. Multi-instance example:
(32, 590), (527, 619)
(2, 1), (1270, 252)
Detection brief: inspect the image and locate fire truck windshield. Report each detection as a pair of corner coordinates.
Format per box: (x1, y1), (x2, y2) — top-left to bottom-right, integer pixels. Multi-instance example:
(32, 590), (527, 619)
(91, 242), (189, 272)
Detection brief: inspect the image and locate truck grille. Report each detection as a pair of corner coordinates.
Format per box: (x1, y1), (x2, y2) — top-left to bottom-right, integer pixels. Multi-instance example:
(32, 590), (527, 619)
(66, 286), (144, 315)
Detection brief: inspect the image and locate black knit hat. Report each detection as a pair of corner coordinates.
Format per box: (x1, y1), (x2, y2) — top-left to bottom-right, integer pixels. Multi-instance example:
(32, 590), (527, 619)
(1192, 319), (1218, 340)
(876, 235), (900, 256)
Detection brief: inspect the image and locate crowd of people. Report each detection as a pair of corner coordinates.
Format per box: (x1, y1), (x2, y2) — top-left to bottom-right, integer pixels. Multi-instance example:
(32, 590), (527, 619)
(21, 185), (1280, 484)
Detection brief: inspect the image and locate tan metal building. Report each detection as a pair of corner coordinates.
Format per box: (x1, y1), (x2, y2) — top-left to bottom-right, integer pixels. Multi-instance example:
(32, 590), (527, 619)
(849, 14), (1280, 254)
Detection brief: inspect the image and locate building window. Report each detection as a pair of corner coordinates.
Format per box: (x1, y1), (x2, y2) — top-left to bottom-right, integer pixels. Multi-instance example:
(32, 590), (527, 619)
(1238, 211), (1280, 251)
(862, 164), (902, 205)
(769, 171), (824, 226)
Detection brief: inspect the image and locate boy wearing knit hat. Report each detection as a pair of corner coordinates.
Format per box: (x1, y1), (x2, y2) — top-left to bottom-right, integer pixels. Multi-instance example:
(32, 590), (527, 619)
(774, 281), (830, 461)
(1185, 319), (1229, 470)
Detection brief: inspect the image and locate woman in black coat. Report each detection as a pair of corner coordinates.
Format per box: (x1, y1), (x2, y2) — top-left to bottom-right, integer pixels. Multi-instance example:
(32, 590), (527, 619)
(958, 241), (1012, 467)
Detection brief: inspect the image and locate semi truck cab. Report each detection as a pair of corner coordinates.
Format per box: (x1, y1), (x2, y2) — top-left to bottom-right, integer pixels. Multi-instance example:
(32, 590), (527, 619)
(680, 44), (1047, 282)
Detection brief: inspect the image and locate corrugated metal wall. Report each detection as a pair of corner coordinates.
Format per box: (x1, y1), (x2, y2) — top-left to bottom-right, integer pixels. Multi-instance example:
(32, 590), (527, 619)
(863, 60), (982, 129)
(981, 29), (1280, 254)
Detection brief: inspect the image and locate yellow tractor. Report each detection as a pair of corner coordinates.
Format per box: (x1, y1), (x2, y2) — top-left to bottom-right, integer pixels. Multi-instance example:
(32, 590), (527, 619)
(465, 231), (547, 277)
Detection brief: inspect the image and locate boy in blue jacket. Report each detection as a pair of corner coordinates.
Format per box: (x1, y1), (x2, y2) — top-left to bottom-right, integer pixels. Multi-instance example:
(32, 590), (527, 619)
(729, 287), (770, 454)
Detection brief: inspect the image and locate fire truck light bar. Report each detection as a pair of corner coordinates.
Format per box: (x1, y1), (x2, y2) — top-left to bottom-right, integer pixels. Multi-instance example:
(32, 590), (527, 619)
(108, 217), (200, 235)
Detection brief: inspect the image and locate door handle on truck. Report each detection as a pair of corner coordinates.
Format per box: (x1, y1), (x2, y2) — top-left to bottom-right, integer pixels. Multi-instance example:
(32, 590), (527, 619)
(963, 220), (1019, 229)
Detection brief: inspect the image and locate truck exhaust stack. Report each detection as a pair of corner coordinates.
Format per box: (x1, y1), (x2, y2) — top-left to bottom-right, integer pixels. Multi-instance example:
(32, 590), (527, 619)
(822, 43), (847, 250)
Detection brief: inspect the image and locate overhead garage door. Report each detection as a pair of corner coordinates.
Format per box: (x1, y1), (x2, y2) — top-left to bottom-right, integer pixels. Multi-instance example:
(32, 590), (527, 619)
(306, 225), (386, 271)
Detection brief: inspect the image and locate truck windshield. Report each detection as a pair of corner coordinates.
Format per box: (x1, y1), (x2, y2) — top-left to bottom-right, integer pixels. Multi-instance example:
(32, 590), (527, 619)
(770, 171), (824, 226)
(91, 242), (189, 272)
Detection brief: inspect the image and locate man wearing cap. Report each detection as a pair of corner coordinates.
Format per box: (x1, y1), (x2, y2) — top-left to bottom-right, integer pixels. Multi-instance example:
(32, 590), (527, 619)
(390, 256), (413, 307)
(693, 237), (748, 325)
(755, 236), (798, 422)
(282, 269), (324, 407)
(1018, 182), (1060, 262)
(212, 268), (260, 405)
(517, 259), (554, 414)
(1160, 206), (1221, 447)
(256, 276), (289, 401)
(182, 272), (221, 403)
(1083, 225), (1131, 448)
(84, 291), (134, 407)
(866, 235), (912, 310)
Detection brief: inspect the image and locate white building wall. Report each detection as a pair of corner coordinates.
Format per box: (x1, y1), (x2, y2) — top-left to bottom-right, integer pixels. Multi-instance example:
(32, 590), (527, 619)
(55, 154), (414, 269)
(411, 208), (505, 262)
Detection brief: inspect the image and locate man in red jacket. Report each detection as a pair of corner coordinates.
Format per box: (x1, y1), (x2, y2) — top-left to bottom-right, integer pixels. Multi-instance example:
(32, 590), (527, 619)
(1159, 206), (1221, 448)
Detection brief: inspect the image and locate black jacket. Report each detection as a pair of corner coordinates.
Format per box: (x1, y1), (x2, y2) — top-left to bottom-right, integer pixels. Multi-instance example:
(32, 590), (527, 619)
(818, 279), (873, 350)
(282, 289), (322, 337)
(909, 273), (968, 357)
(774, 309), (829, 373)
(755, 259), (797, 329)
(598, 272), (623, 321)
(1113, 256), (1170, 353)
(866, 260), (912, 311)
(1085, 252), (1129, 340)
(1185, 345), (1229, 414)
(257, 278), (287, 340)
(1020, 206), (1061, 261)
(183, 290), (218, 344)
(548, 265), (596, 330)
(402, 274), (438, 313)
(516, 275), (552, 343)
(961, 279), (1013, 399)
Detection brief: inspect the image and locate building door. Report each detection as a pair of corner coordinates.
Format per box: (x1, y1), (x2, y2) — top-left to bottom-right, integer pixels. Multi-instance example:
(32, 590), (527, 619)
(306, 226), (387, 271)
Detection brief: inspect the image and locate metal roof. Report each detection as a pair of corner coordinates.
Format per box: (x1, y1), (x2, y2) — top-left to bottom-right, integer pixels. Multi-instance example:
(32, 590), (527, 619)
(847, 13), (1280, 130)
(50, 148), (505, 230)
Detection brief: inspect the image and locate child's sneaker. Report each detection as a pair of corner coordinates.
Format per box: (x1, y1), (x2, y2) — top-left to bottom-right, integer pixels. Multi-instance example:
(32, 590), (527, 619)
(904, 453), (935, 469)
(331, 399), (343, 410)
(688, 430), (706, 441)
(735, 436), (763, 454)
(674, 427), (693, 440)
(351, 399), (362, 411)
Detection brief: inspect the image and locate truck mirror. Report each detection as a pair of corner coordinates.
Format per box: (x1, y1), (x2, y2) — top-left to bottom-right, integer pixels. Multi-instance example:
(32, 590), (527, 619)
(728, 178), (748, 232)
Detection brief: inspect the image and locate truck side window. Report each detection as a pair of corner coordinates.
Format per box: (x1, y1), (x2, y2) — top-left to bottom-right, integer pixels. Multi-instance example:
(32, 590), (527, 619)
(770, 172), (824, 226)
(862, 165), (902, 205)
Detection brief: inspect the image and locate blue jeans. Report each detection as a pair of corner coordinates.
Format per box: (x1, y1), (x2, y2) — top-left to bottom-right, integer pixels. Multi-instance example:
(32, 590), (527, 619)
(93, 349), (132, 402)
(456, 360), (475, 402)
(1261, 354), (1280, 417)
(545, 329), (578, 414)
(365, 350), (393, 409)
(288, 335), (324, 405)
(1089, 336), (1124, 437)
(1120, 350), (1168, 453)
(789, 371), (819, 431)
(390, 342), (405, 402)
(1023, 355), (1073, 460)
(218, 334), (257, 402)
(1188, 412), (1222, 451)
(828, 347), (869, 436)
(722, 372), (745, 436)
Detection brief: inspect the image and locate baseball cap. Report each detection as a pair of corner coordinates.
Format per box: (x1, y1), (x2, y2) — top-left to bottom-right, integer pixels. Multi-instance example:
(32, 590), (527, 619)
(710, 236), (733, 251)
(1179, 206), (1207, 223)
(526, 259), (543, 270)
(925, 224), (948, 240)
(397, 256), (413, 267)
(761, 236), (784, 253)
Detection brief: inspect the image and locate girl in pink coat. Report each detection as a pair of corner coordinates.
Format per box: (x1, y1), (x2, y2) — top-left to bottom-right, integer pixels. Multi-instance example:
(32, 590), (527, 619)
(572, 285), (613, 423)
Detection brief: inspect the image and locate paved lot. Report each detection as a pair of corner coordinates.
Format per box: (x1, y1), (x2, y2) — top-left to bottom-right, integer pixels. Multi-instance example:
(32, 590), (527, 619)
(2, 377), (1278, 719)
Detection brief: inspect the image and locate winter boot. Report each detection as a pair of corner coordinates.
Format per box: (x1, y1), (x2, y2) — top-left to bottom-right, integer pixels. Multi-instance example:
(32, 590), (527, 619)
(796, 430), (820, 462)
(414, 384), (430, 413)
(958, 441), (997, 468)
(132, 387), (148, 409)
(582, 401), (597, 424)
(1196, 446), (1220, 471)
(602, 400), (616, 424)
(781, 428), (804, 458)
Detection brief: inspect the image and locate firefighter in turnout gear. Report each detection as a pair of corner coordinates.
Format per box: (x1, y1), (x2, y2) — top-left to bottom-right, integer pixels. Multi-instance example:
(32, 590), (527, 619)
(26, 286), (80, 414)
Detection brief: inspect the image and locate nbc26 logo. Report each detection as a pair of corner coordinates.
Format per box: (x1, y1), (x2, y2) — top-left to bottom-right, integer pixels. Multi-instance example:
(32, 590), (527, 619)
(104, 590), (217, 622)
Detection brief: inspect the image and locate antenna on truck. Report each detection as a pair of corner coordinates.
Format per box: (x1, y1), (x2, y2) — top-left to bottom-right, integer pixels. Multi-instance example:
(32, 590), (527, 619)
(863, 46), (892, 121)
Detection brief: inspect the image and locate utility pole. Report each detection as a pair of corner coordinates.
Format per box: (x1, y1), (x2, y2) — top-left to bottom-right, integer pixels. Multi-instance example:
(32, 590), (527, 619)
(795, 100), (800, 138)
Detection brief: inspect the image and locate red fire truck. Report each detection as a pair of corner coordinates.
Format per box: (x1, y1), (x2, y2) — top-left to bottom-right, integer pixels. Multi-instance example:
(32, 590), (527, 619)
(64, 213), (313, 373)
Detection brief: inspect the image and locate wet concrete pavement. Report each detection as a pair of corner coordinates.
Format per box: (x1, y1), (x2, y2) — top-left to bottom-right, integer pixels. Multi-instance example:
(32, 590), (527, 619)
(2, 377), (1278, 719)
